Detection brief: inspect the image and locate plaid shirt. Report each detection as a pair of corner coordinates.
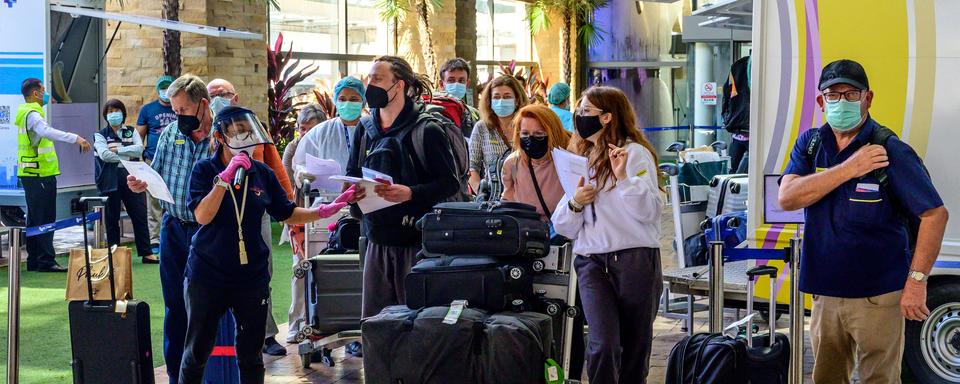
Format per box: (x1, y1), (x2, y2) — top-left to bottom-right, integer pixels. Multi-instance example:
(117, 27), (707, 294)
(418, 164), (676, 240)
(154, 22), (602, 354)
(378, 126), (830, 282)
(151, 121), (211, 222)
(469, 120), (511, 199)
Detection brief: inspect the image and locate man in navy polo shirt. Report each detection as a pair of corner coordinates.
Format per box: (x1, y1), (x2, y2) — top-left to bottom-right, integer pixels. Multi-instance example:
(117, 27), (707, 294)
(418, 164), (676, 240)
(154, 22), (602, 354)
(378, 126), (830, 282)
(779, 59), (949, 382)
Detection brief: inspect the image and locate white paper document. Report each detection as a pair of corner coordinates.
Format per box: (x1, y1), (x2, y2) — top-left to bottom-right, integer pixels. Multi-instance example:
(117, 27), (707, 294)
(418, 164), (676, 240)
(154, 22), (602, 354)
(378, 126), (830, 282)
(551, 148), (590, 199)
(305, 154), (344, 192)
(329, 168), (397, 213)
(121, 160), (175, 204)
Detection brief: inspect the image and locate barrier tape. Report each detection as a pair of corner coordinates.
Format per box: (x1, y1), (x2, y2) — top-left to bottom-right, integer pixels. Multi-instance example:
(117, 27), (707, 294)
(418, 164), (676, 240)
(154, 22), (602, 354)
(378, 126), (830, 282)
(642, 125), (723, 132)
(24, 212), (101, 238)
(210, 346), (237, 357)
(723, 247), (787, 262)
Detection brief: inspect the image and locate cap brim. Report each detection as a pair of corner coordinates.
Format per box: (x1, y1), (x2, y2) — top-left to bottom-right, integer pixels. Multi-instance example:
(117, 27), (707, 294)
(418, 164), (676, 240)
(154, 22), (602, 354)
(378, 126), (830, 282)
(819, 77), (867, 91)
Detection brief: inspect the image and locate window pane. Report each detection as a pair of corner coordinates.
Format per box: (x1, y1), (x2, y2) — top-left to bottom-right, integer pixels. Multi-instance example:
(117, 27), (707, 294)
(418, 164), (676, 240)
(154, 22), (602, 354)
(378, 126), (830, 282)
(289, 59), (339, 97)
(347, 0), (390, 54)
(271, 0), (341, 54)
(492, 0), (531, 61)
(476, 0), (493, 60)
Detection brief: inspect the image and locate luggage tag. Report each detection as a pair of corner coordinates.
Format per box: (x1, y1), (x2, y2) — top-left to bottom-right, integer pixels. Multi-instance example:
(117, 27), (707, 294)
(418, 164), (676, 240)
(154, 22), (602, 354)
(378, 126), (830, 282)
(443, 300), (469, 324)
(114, 299), (128, 314)
(544, 358), (564, 384)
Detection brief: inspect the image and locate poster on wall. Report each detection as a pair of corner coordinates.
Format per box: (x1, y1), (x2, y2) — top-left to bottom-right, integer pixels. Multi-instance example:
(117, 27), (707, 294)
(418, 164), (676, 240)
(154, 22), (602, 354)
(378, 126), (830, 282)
(700, 82), (718, 105)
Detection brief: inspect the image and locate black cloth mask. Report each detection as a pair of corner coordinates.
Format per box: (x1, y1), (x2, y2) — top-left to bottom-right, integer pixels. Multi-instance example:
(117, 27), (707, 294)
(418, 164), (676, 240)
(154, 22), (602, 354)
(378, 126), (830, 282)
(520, 135), (549, 160)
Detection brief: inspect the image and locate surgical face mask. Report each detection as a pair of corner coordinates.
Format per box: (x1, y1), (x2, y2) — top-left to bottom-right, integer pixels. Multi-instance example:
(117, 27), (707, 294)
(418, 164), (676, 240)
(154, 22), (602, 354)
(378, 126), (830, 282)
(210, 96), (231, 117)
(366, 81), (400, 109)
(337, 101), (363, 121)
(825, 99), (863, 131)
(520, 135), (549, 160)
(177, 102), (205, 137)
(574, 114), (604, 139)
(491, 98), (516, 117)
(445, 82), (467, 99)
(226, 134), (258, 156)
(158, 88), (170, 103)
(106, 112), (124, 127)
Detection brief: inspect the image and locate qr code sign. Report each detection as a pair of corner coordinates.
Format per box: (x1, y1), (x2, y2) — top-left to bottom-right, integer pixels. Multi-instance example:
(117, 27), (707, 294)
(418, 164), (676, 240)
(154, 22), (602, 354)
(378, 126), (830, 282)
(0, 106), (9, 125)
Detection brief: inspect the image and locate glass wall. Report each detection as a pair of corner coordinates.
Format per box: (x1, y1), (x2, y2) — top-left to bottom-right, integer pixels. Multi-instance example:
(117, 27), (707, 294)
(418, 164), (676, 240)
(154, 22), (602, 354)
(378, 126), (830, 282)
(476, 0), (533, 62)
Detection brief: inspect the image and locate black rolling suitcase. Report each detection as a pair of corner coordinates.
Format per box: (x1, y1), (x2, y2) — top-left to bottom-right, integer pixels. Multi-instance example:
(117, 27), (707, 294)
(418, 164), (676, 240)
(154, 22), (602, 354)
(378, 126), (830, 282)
(404, 255), (534, 312)
(68, 197), (153, 384)
(419, 202), (550, 258)
(302, 253), (363, 335)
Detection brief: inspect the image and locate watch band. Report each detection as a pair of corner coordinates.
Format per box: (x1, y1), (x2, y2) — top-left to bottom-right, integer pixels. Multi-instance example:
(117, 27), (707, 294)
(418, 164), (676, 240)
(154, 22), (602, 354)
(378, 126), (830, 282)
(909, 270), (928, 282)
(214, 175), (229, 189)
(568, 200), (584, 213)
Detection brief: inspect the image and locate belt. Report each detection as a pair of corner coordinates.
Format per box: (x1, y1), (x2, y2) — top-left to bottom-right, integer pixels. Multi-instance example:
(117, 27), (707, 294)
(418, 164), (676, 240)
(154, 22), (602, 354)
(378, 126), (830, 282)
(168, 214), (199, 228)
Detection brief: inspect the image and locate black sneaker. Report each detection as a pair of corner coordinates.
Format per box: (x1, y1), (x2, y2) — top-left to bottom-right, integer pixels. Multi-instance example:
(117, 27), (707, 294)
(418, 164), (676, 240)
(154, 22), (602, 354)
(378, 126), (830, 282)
(262, 337), (287, 356)
(346, 341), (362, 358)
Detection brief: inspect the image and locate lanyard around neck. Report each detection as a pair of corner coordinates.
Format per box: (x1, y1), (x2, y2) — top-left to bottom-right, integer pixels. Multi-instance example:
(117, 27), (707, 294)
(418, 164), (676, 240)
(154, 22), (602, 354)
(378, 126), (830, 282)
(227, 176), (249, 265)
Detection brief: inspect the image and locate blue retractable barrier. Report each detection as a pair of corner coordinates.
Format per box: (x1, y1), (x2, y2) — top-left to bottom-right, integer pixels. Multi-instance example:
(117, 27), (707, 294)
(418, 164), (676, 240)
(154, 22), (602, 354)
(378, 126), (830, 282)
(204, 313), (240, 383)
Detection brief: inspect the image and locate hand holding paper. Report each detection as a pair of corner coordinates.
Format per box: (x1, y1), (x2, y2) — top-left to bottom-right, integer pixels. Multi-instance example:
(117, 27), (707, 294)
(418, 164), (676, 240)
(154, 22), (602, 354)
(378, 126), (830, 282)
(329, 168), (399, 213)
(121, 160), (175, 203)
(552, 148), (590, 199)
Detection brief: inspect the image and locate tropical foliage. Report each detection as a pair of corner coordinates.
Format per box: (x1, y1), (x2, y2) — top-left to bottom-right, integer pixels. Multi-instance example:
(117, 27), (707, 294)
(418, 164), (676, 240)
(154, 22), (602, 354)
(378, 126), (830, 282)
(267, 33), (318, 149)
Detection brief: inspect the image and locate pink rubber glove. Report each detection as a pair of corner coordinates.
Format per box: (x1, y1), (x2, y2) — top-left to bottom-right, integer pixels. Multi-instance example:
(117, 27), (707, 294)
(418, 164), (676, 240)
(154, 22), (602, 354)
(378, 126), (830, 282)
(219, 153), (252, 183)
(316, 185), (356, 218)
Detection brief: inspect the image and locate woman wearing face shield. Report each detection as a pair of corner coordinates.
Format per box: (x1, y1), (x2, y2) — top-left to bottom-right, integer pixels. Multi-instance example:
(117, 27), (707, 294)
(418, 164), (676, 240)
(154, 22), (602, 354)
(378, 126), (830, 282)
(178, 106), (355, 384)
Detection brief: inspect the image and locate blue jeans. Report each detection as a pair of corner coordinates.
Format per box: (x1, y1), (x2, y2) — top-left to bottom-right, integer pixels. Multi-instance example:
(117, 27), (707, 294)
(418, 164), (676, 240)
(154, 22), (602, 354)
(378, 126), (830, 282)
(160, 213), (199, 384)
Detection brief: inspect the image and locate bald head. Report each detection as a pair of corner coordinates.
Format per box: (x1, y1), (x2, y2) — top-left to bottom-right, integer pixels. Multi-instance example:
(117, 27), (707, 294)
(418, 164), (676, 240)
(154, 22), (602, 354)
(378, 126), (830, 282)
(207, 78), (239, 106)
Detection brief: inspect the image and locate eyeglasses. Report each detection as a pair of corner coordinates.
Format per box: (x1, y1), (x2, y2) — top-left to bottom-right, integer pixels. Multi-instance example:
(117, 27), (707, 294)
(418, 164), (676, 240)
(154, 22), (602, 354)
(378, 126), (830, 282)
(212, 91), (236, 99)
(822, 90), (865, 103)
(519, 133), (548, 139)
(575, 106), (604, 115)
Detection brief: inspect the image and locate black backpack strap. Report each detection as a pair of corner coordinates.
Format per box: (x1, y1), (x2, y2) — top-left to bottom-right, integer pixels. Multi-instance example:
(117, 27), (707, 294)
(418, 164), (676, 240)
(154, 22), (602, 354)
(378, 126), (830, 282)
(869, 125), (899, 186)
(526, 159), (552, 218)
(356, 116), (378, 167)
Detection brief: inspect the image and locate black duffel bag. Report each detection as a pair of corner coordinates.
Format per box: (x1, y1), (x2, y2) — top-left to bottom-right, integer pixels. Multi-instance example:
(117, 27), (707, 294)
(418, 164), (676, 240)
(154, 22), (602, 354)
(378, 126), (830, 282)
(405, 255), (533, 312)
(666, 333), (748, 384)
(418, 201), (550, 259)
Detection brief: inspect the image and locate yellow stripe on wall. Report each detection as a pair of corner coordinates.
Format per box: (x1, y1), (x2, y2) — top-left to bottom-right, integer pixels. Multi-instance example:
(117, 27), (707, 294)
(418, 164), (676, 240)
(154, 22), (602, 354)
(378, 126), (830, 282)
(908, 0), (936, 157)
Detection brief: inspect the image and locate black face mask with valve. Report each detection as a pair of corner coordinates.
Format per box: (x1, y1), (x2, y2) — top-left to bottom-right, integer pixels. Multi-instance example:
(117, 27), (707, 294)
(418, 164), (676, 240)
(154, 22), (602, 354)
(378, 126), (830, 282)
(520, 135), (549, 159)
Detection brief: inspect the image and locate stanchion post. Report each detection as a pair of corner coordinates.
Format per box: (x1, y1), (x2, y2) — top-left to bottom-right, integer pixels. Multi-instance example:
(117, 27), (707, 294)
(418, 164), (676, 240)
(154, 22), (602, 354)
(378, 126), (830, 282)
(93, 205), (105, 248)
(8, 227), (22, 384)
(668, 174), (686, 268)
(708, 241), (724, 333)
(788, 237), (804, 384)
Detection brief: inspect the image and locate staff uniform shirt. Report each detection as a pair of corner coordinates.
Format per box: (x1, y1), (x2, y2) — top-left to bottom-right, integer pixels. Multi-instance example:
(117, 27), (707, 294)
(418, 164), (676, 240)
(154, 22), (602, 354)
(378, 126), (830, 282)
(94, 125), (144, 167)
(187, 155), (296, 289)
(25, 111), (78, 147)
(150, 122), (211, 221)
(781, 117), (943, 298)
(552, 142), (663, 255)
(549, 105), (574, 132)
(136, 100), (177, 160)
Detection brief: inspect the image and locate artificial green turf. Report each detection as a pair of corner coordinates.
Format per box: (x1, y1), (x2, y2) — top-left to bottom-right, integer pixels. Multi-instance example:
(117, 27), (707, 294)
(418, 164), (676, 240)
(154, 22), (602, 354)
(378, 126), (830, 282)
(0, 222), (294, 383)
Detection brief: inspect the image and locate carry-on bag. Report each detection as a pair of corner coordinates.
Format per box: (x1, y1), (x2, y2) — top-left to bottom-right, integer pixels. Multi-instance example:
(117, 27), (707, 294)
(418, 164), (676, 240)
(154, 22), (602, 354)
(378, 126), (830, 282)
(68, 197), (154, 384)
(418, 201), (550, 258)
(743, 265), (790, 383)
(404, 255), (534, 312)
(303, 253), (363, 335)
(705, 174), (748, 218)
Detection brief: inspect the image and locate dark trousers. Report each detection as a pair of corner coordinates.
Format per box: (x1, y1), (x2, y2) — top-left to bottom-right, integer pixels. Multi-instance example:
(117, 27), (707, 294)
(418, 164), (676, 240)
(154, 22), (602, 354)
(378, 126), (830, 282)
(575, 248), (662, 384)
(21, 176), (57, 269)
(729, 138), (749, 173)
(104, 168), (152, 256)
(360, 241), (419, 318)
(179, 279), (269, 384)
(160, 213), (199, 384)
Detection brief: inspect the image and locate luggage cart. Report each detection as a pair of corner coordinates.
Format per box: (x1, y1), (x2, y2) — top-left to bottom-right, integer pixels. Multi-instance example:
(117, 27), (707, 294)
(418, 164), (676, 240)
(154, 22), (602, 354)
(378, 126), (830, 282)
(531, 242), (583, 382)
(293, 182), (363, 368)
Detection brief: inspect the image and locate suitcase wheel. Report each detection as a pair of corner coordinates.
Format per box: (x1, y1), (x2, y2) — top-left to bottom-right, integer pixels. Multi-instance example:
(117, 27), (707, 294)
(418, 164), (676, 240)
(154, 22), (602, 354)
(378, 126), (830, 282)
(546, 302), (561, 316)
(509, 267), (524, 280)
(298, 259), (312, 272)
(294, 331), (307, 343)
(565, 306), (580, 319)
(303, 327), (317, 337)
(294, 268), (306, 279)
(532, 260), (545, 272)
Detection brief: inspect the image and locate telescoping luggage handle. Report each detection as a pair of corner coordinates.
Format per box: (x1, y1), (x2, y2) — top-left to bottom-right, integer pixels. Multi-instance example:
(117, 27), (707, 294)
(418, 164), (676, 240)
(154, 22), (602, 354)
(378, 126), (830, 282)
(707, 236), (804, 384)
(77, 197), (122, 311)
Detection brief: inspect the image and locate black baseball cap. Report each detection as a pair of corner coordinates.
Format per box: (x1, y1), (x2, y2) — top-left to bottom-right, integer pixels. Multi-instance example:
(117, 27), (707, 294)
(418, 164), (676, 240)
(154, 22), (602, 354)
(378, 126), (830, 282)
(819, 59), (869, 91)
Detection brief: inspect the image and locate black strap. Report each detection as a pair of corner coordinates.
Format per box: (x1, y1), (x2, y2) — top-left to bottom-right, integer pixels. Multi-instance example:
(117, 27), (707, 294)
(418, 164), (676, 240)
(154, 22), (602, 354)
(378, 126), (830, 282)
(526, 160), (552, 218)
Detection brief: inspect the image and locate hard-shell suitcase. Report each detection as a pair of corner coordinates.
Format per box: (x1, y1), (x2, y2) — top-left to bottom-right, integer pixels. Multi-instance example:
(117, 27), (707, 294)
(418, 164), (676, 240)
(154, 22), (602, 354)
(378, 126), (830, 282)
(703, 210), (748, 249)
(419, 201), (550, 258)
(404, 255), (533, 312)
(361, 305), (553, 384)
(68, 197), (154, 384)
(303, 254), (363, 335)
(705, 174), (748, 218)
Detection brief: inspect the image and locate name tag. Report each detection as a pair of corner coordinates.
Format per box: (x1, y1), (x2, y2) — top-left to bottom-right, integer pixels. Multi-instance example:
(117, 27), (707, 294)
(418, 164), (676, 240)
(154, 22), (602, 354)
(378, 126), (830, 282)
(855, 183), (879, 193)
(175, 139), (185, 145)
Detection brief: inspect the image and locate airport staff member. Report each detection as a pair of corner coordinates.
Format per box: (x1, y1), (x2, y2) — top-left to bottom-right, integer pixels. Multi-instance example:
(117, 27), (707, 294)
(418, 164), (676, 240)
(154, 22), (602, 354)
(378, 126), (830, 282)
(127, 74), (212, 384)
(178, 106), (353, 383)
(779, 59), (949, 382)
(16, 78), (91, 272)
(547, 83), (574, 132)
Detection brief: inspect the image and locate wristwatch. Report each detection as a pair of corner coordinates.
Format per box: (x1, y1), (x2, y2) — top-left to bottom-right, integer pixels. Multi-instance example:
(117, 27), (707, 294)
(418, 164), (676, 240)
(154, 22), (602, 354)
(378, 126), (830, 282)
(214, 175), (230, 189)
(568, 199), (584, 213)
(908, 270), (928, 283)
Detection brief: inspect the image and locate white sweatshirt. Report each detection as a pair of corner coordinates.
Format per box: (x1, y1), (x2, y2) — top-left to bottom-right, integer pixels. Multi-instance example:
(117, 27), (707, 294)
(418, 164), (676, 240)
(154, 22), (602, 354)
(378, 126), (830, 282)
(551, 142), (664, 255)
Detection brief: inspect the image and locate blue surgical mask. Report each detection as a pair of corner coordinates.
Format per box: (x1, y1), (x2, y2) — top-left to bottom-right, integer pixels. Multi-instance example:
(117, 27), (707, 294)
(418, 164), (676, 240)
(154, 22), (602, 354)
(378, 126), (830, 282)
(337, 101), (363, 121)
(491, 98), (516, 117)
(159, 88), (170, 103)
(106, 112), (124, 127)
(209, 96), (231, 117)
(41, 93), (50, 106)
(825, 99), (863, 131)
(445, 82), (467, 99)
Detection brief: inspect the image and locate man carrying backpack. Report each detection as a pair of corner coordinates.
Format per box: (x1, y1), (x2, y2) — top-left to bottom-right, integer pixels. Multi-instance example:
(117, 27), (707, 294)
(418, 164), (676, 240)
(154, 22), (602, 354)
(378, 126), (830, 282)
(345, 56), (459, 318)
(778, 59), (949, 383)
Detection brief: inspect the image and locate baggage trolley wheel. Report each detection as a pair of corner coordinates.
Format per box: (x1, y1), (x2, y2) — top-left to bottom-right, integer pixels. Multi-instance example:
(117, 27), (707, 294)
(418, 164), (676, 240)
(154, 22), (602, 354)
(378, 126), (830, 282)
(565, 306), (580, 318)
(300, 353), (311, 369)
(294, 268), (306, 279)
(294, 331), (307, 343)
(546, 302), (561, 316)
(319, 348), (335, 367)
(532, 260), (545, 272)
(298, 259), (312, 272)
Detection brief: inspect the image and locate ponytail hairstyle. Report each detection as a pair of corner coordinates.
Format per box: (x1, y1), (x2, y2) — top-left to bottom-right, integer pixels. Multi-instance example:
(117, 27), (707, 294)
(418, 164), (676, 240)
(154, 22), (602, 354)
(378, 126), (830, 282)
(574, 86), (660, 191)
(373, 55), (433, 100)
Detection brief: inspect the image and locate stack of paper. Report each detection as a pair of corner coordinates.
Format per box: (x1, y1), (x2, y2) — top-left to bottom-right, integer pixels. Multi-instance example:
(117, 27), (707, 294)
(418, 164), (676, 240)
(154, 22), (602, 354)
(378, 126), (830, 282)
(551, 148), (590, 199)
(329, 167), (398, 213)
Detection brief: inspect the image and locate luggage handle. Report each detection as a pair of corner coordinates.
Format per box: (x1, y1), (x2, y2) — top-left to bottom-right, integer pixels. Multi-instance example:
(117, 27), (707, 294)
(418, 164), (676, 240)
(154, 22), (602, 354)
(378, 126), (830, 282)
(79, 197), (119, 305)
(746, 265), (779, 348)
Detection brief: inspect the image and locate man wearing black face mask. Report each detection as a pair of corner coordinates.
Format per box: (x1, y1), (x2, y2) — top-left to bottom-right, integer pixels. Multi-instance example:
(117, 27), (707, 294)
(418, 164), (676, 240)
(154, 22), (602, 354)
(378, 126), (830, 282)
(126, 74), (213, 384)
(344, 56), (459, 319)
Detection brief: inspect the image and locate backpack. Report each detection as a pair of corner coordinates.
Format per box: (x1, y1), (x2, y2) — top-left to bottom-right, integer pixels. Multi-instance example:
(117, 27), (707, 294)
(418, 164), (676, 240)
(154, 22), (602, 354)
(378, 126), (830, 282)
(321, 215), (361, 254)
(666, 333), (749, 384)
(722, 56), (751, 135)
(805, 125), (927, 252)
(359, 104), (472, 202)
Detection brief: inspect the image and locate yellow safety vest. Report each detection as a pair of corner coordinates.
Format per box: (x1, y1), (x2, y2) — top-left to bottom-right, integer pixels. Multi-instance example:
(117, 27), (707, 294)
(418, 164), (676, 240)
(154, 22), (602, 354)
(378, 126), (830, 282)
(15, 103), (60, 177)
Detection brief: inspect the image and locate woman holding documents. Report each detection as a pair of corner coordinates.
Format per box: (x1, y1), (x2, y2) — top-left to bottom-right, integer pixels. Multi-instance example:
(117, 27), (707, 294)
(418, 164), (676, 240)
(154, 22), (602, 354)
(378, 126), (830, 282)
(499, 104), (570, 220)
(551, 86), (664, 384)
(292, 76), (367, 188)
(93, 99), (158, 264)
(178, 106), (354, 384)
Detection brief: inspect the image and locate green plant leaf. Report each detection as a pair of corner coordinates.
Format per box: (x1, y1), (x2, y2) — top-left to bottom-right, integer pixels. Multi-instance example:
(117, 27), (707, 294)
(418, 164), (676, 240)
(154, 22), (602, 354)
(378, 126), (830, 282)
(376, 0), (408, 22)
(527, 4), (551, 35)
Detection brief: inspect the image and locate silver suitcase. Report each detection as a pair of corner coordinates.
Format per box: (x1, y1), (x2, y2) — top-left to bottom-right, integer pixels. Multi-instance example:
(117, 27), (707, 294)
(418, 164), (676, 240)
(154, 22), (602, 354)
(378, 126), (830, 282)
(705, 174), (748, 218)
